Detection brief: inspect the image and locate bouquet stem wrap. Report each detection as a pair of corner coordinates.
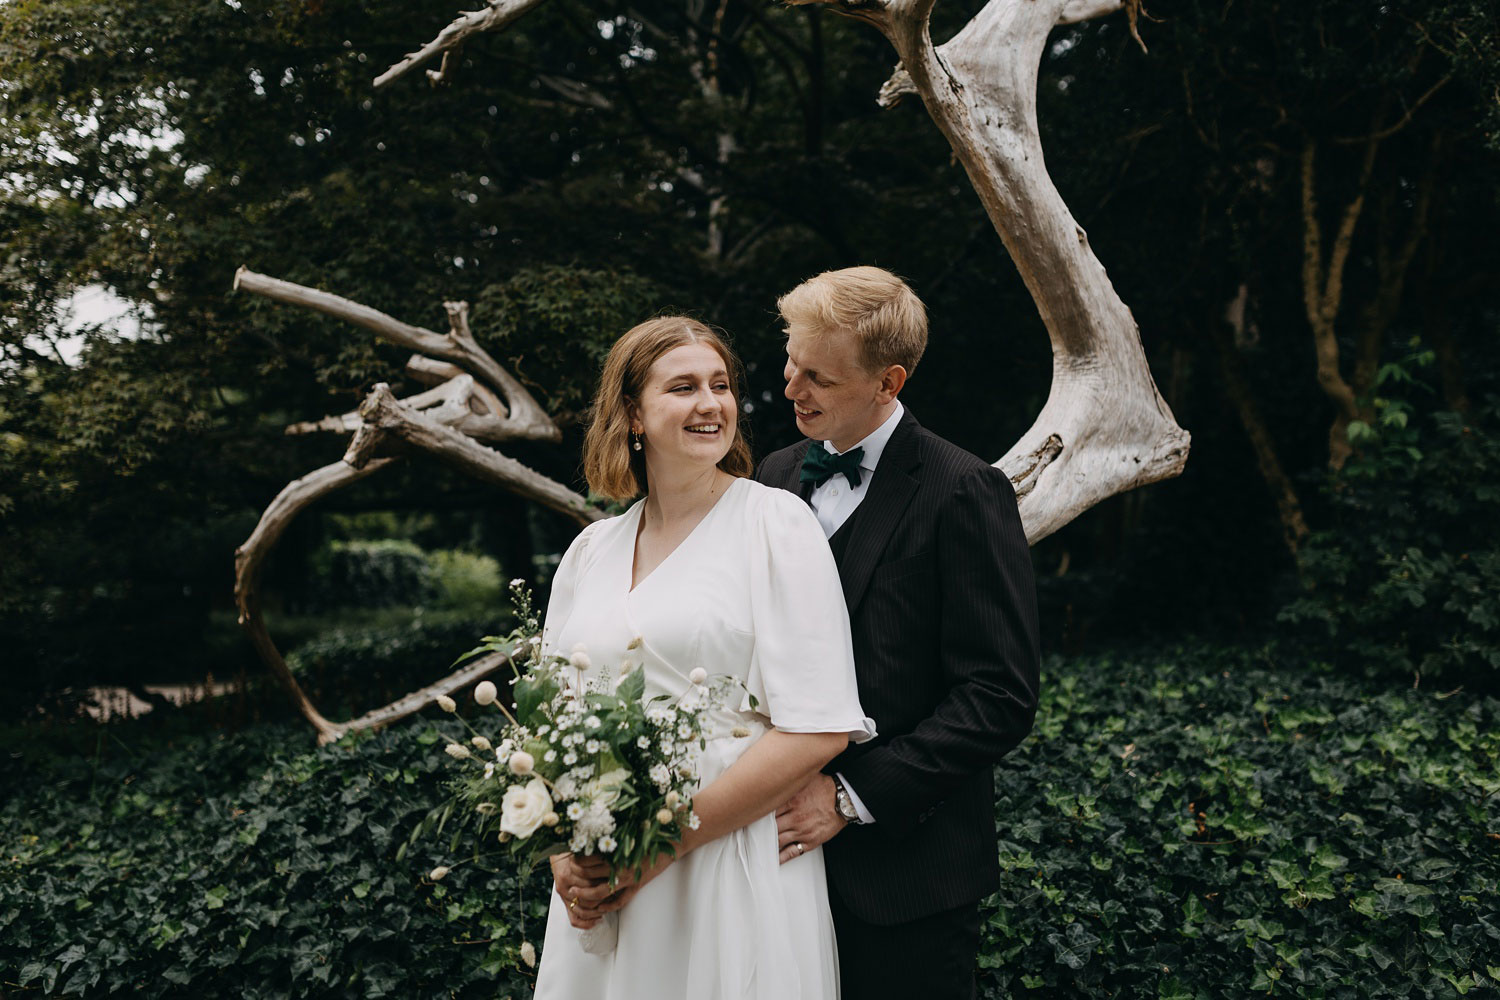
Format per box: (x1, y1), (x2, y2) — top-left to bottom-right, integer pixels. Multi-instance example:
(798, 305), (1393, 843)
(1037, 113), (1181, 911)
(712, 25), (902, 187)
(578, 912), (619, 955)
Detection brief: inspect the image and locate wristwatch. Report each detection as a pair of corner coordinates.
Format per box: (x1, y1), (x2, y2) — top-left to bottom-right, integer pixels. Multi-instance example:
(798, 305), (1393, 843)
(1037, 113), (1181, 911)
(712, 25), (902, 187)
(831, 775), (863, 825)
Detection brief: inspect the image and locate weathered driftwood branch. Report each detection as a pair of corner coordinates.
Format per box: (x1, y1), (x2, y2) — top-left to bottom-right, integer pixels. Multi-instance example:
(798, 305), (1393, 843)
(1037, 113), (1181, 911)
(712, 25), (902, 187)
(234, 458), (399, 743)
(288, 373), (516, 443)
(233, 269), (603, 742)
(342, 647), (519, 738)
(234, 268), (558, 443)
(374, 0), (551, 89)
(353, 382), (602, 526)
(383, 0), (1189, 545)
(843, 0), (1188, 542)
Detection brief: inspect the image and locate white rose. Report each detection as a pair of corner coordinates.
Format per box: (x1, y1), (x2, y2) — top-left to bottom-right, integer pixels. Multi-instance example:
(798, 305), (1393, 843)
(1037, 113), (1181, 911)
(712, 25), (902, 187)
(499, 778), (554, 838)
(474, 680), (497, 706)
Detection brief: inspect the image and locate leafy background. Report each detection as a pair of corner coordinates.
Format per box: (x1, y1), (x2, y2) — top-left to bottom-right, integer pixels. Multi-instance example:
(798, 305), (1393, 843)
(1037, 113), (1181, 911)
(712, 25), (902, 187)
(3, 647), (1496, 997)
(3, 0), (1500, 994)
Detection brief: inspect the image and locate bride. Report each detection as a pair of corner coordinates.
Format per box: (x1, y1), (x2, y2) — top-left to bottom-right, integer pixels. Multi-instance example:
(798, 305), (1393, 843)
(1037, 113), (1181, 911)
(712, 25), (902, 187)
(532, 316), (875, 999)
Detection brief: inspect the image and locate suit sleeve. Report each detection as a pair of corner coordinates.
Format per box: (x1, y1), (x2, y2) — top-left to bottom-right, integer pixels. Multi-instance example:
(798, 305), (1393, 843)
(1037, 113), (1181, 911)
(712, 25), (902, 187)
(837, 463), (1040, 838)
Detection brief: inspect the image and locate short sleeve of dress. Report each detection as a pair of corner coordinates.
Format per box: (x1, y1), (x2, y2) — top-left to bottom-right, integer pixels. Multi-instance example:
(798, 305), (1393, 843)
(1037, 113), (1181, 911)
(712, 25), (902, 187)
(743, 489), (877, 743)
(541, 520), (601, 659)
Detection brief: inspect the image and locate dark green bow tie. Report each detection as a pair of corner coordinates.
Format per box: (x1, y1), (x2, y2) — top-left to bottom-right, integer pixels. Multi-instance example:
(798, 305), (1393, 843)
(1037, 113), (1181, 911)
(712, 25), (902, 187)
(800, 445), (866, 488)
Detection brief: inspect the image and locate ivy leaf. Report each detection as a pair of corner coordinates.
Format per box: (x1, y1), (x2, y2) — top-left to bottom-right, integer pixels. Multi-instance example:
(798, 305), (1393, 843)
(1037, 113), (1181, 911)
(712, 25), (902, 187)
(1046, 922), (1100, 970)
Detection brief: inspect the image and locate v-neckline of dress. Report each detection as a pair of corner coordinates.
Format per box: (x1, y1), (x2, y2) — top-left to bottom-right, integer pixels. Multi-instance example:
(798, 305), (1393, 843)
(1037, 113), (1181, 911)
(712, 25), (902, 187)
(627, 477), (744, 595)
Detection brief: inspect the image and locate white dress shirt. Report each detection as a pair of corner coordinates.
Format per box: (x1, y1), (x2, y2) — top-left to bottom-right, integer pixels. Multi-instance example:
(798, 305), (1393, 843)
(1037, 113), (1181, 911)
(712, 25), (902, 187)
(807, 401), (905, 824)
(807, 401), (905, 537)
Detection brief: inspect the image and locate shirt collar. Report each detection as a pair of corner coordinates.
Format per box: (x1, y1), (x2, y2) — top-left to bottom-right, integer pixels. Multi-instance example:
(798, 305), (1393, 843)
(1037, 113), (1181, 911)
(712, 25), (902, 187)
(823, 401), (904, 472)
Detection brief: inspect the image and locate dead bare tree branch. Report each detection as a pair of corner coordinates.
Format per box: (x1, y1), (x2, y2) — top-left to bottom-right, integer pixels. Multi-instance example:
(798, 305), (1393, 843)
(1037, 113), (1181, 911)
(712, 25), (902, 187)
(378, 0), (1189, 546)
(232, 271), (602, 742)
(373, 0), (551, 89)
(234, 268), (558, 444)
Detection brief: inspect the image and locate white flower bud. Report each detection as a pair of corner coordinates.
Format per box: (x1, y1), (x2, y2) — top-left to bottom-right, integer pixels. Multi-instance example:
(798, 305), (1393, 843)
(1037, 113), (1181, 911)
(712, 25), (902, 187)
(542, 811), (559, 827)
(429, 866), (450, 881)
(571, 641), (588, 653)
(476, 802), (497, 815)
(570, 651), (592, 670)
(688, 668), (707, 686)
(519, 941), (537, 968)
(444, 743), (471, 760)
(471, 735), (492, 751)
(618, 659), (634, 678)
(627, 635), (643, 650)
(435, 694), (457, 713)
(730, 726), (750, 738)
(508, 750), (535, 775)
(656, 808), (674, 824)
(474, 680), (497, 706)
(665, 791), (680, 808)
(510, 578), (526, 588)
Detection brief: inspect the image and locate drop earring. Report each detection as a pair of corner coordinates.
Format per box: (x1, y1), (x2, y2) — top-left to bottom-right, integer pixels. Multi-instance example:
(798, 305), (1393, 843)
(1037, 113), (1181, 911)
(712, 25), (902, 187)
(631, 431), (642, 452)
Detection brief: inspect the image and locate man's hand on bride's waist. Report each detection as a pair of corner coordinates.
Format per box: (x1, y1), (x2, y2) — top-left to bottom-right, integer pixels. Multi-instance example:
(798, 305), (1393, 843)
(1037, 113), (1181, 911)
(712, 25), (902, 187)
(774, 773), (847, 865)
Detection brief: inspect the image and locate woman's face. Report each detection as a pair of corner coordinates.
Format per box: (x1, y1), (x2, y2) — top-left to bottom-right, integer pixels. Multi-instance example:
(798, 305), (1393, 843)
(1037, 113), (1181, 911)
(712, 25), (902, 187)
(630, 342), (737, 478)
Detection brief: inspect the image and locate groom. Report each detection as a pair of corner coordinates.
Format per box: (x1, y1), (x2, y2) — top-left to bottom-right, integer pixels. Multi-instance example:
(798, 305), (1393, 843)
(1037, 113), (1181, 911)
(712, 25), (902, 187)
(758, 266), (1040, 999)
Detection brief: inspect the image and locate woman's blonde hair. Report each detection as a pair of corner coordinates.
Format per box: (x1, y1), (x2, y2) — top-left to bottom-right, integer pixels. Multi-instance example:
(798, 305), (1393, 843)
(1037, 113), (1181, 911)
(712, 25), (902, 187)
(582, 316), (753, 501)
(777, 265), (928, 375)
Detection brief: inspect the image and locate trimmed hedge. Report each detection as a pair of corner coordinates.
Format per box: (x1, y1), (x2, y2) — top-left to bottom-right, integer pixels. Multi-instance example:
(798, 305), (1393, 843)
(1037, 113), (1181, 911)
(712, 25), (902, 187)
(2, 644), (1495, 997)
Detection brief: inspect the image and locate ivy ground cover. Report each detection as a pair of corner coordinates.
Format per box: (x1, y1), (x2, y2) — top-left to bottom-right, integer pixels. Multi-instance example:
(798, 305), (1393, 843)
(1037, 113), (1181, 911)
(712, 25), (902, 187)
(982, 645), (1499, 998)
(2, 644), (1496, 997)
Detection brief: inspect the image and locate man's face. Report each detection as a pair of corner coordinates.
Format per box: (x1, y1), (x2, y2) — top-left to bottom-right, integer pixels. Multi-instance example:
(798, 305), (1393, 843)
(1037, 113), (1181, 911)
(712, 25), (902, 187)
(783, 327), (891, 452)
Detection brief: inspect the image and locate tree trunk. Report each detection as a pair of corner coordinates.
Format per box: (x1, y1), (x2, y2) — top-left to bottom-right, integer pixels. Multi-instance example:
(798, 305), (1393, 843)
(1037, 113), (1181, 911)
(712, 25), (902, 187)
(1213, 294), (1308, 560)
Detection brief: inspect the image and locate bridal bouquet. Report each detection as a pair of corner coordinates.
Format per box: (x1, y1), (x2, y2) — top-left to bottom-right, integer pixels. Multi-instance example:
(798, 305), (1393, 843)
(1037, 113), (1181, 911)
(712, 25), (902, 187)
(414, 582), (742, 955)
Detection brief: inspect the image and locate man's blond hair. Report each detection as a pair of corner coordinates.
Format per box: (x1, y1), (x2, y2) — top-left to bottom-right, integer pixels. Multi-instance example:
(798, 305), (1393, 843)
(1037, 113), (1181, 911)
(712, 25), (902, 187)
(777, 266), (928, 375)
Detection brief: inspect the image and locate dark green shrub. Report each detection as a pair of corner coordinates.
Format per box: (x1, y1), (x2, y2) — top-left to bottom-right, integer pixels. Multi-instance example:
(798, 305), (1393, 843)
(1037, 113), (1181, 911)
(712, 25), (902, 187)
(304, 540), (435, 613)
(981, 645), (1499, 998)
(1280, 398), (1500, 691)
(4, 644), (1493, 998)
(0, 716), (549, 998)
(286, 615), (504, 716)
(427, 550), (506, 617)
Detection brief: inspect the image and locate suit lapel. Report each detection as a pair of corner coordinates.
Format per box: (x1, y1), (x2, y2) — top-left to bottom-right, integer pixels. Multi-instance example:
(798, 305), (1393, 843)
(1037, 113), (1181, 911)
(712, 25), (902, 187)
(836, 411), (922, 615)
(774, 440), (815, 498)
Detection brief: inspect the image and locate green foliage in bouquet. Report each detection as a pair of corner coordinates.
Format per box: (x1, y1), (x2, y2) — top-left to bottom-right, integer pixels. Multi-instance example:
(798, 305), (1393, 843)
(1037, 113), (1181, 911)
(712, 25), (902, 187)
(409, 583), (744, 884)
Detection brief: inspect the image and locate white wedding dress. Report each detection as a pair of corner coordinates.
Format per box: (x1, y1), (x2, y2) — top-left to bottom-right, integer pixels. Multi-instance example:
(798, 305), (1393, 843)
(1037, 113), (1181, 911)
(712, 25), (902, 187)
(532, 477), (875, 1000)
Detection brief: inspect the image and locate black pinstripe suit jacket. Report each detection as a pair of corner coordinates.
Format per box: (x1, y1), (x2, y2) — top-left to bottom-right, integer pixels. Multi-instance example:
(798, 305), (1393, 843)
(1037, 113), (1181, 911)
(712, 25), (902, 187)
(756, 408), (1040, 925)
